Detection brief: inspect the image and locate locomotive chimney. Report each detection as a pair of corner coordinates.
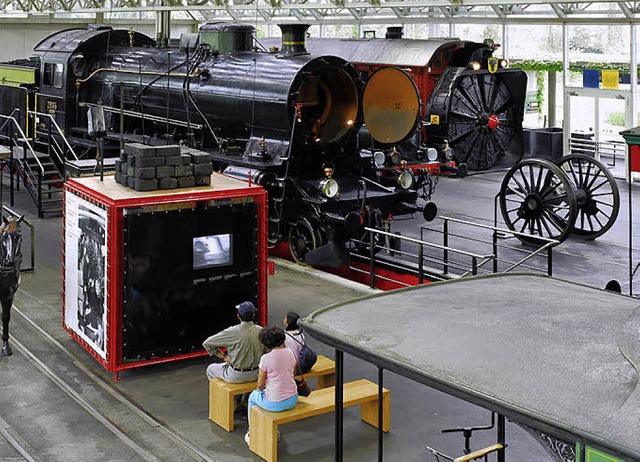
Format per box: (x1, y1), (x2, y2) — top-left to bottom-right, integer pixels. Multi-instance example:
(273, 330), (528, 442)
(278, 24), (310, 56)
(385, 26), (403, 39)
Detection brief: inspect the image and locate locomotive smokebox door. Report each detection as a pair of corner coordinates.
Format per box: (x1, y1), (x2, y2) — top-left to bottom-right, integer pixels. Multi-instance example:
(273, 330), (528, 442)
(362, 67), (421, 145)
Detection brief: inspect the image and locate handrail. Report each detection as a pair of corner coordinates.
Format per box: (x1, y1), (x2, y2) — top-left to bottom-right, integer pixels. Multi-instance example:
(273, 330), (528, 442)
(0, 108), (19, 134)
(439, 215), (560, 246)
(0, 115), (43, 175)
(2, 205), (35, 272)
(453, 443), (504, 462)
(30, 111), (79, 161)
(364, 226), (493, 260)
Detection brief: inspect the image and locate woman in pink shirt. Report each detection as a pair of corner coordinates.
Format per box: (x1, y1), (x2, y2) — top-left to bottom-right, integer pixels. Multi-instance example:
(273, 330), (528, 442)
(245, 326), (298, 446)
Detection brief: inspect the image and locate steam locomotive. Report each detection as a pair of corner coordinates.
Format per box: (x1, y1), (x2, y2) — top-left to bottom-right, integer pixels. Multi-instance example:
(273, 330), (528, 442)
(262, 28), (528, 171)
(0, 22), (434, 265)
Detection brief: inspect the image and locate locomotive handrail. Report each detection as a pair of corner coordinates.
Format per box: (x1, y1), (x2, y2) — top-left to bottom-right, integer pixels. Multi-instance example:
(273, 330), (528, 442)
(82, 103), (204, 131)
(29, 111), (79, 162)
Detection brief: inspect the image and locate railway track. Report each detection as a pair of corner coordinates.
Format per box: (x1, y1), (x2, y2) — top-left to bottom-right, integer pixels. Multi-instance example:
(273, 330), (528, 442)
(1, 300), (214, 462)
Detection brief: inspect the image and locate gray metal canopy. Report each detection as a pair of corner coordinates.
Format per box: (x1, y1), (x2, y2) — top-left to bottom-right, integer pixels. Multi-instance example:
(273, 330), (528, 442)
(301, 273), (640, 460)
(2, 0), (640, 25)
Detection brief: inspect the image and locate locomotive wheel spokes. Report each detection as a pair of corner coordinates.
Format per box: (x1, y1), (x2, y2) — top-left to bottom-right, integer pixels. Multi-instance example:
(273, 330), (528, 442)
(448, 73), (516, 171)
(288, 219), (317, 264)
(554, 154), (620, 240)
(499, 158), (577, 244)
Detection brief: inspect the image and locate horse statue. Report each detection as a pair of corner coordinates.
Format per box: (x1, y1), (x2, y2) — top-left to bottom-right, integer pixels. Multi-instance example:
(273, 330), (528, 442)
(0, 215), (23, 356)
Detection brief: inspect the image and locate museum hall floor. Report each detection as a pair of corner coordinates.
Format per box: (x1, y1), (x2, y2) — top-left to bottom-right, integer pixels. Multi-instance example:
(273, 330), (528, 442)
(1, 166), (639, 461)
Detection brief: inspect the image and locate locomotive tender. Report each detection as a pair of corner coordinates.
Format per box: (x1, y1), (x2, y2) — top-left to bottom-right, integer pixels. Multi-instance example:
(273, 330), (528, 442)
(0, 22), (432, 265)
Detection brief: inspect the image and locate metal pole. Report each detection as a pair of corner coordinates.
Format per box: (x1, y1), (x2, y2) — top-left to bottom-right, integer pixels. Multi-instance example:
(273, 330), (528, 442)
(630, 142), (634, 296)
(492, 231), (498, 273)
(472, 257), (477, 276)
(369, 231), (375, 289)
(418, 244), (424, 284)
(548, 247), (553, 277)
(378, 367), (383, 461)
(443, 219), (449, 274)
(335, 349), (344, 462)
(497, 414), (506, 462)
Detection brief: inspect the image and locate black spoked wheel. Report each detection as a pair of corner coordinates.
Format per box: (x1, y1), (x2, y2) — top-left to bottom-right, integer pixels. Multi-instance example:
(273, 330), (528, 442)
(288, 219), (317, 264)
(554, 154), (620, 240)
(448, 73), (518, 170)
(499, 158), (578, 244)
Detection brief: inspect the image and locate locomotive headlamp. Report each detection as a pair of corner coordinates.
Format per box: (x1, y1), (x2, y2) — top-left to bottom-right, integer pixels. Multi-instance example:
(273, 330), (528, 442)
(500, 59), (509, 69)
(397, 160), (415, 189)
(320, 167), (340, 198)
(470, 61), (482, 71)
(443, 140), (455, 161)
(426, 148), (438, 162)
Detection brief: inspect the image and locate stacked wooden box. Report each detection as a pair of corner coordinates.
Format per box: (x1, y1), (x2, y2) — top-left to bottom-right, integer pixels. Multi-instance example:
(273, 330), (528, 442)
(114, 143), (214, 191)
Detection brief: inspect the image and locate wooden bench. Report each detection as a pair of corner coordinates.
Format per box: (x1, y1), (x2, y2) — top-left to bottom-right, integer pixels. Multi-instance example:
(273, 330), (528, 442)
(249, 379), (390, 462)
(209, 355), (336, 432)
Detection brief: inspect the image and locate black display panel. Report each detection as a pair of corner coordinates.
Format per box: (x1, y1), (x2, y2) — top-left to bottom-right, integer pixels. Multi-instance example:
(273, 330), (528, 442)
(122, 202), (258, 362)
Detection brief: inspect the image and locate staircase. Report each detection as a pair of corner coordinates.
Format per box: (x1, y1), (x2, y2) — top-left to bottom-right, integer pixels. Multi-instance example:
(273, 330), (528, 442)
(0, 112), (78, 218)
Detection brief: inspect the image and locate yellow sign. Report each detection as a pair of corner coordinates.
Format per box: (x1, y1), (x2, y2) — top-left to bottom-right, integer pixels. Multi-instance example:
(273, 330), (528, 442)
(488, 57), (499, 74)
(430, 114), (440, 125)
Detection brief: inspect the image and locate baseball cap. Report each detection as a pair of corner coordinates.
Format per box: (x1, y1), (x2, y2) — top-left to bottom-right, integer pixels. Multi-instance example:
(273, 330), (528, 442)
(236, 301), (256, 316)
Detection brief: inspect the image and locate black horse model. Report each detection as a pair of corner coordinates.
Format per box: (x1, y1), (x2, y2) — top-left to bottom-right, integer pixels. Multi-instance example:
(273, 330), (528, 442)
(0, 215), (23, 356)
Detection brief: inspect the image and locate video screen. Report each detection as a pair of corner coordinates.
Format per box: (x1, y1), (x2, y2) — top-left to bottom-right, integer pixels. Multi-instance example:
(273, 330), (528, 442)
(193, 234), (232, 269)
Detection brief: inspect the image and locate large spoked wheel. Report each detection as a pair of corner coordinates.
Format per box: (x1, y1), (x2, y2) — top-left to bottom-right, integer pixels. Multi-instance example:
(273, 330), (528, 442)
(499, 158), (578, 244)
(554, 154), (620, 240)
(447, 73), (519, 170)
(288, 219), (318, 264)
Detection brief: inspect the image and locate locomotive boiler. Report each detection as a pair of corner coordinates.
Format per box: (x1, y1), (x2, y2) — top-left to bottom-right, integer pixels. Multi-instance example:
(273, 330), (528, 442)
(262, 30), (528, 172)
(0, 22), (431, 265)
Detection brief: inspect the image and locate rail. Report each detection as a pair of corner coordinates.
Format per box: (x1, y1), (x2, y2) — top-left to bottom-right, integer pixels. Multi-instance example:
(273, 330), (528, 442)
(569, 136), (626, 168)
(0, 114), (42, 175)
(30, 111), (79, 162)
(438, 215), (558, 276)
(2, 205), (35, 272)
(349, 213), (558, 290)
(352, 226), (495, 289)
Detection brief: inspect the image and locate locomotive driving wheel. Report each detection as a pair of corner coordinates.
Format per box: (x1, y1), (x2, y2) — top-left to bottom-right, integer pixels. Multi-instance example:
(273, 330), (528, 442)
(554, 154), (620, 240)
(499, 158), (577, 244)
(288, 219), (318, 264)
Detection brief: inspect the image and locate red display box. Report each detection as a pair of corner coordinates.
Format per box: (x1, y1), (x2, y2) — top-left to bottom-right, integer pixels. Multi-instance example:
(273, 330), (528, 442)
(63, 173), (268, 379)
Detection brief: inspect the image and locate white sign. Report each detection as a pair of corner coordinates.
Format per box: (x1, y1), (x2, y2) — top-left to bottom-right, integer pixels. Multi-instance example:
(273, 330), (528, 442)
(64, 193), (108, 359)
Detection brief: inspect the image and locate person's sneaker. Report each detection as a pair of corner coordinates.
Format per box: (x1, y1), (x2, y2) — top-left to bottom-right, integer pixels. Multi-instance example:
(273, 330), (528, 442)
(244, 431), (250, 446)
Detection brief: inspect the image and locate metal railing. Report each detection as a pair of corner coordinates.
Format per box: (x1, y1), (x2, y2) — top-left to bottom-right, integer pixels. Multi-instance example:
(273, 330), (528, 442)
(569, 136), (626, 168)
(350, 216), (558, 289)
(437, 216), (558, 276)
(30, 110), (79, 164)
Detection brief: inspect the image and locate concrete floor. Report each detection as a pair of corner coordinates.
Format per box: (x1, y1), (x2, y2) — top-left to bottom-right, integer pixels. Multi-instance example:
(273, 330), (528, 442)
(2, 165), (638, 461)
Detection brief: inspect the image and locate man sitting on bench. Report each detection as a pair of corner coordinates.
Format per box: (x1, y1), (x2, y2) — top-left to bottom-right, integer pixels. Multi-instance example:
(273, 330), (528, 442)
(203, 301), (264, 412)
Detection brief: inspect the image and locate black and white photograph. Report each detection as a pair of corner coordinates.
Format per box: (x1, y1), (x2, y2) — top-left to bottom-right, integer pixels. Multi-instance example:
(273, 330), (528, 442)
(193, 234), (232, 269)
(64, 193), (108, 358)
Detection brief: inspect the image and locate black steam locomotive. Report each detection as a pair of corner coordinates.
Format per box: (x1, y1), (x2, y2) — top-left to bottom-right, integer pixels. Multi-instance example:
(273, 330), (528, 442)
(0, 23), (433, 265)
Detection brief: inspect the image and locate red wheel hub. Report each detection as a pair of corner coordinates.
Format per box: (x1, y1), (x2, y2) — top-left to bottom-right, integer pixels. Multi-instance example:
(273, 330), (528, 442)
(487, 114), (500, 130)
